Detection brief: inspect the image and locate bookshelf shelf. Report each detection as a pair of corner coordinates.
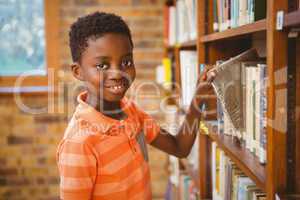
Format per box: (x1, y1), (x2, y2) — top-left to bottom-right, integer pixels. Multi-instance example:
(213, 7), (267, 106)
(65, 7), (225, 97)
(178, 39), (197, 48)
(284, 10), (300, 28)
(165, 39), (197, 50)
(208, 133), (266, 191)
(200, 19), (266, 43)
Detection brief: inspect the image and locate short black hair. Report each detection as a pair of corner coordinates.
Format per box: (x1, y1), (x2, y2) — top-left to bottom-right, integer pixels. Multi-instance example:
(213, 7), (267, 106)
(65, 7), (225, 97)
(69, 12), (133, 62)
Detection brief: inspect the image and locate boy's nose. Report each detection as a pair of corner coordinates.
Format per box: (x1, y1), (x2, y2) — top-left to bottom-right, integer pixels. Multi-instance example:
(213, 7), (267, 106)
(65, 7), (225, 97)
(106, 68), (124, 80)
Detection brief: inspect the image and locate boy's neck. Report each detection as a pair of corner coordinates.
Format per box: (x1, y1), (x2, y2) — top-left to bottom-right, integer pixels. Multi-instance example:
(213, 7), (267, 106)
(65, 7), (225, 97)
(86, 93), (126, 120)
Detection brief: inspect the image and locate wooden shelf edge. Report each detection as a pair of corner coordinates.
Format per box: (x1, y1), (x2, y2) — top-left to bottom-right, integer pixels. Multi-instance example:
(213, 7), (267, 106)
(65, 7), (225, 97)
(179, 39), (197, 48)
(284, 10), (300, 28)
(200, 19), (266, 43)
(208, 133), (266, 191)
(164, 39), (197, 50)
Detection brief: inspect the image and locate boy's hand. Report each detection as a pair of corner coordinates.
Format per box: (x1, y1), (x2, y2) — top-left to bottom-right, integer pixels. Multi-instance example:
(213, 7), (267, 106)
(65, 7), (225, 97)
(194, 68), (217, 98)
(190, 68), (217, 117)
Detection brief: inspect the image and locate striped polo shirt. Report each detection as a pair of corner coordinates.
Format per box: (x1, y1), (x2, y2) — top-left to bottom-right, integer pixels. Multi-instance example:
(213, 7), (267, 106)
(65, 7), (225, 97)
(56, 91), (160, 200)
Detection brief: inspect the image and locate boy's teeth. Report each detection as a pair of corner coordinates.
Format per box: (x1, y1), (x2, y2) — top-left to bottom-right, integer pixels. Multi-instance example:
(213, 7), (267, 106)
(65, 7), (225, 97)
(112, 85), (122, 90)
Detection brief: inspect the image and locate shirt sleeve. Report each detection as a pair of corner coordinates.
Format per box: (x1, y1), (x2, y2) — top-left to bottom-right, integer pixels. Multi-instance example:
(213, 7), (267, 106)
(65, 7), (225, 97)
(57, 138), (97, 200)
(134, 104), (161, 144)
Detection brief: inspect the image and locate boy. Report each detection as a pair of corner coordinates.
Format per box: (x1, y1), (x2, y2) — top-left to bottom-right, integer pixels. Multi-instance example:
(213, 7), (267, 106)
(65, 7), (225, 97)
(57, 12), (215, 200)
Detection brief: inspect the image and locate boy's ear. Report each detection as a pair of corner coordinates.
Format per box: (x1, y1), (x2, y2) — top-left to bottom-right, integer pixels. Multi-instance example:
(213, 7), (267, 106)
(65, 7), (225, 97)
(71, 62), (84, 81)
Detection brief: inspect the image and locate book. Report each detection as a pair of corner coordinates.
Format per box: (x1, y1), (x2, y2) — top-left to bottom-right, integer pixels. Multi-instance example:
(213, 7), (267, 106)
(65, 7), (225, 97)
(237, 177), (255, 200)
(176, 0), (189, 43)
(184, 0), (197, 40)
(156, 58), (173, 90)
(258, 64), (267, 164)
(179, 50), (198, 108)
(168, 6), (177, 45)
(224, 160), (233, 200)
(213, 0), (219, 31)
(212, 49), (258, 139)
(217, 97), (225, 135)
(243, 62), (259, 152)
(165, 0), (197, 45)
(214, 0), (266, 32)
(163, 5), (170, 45)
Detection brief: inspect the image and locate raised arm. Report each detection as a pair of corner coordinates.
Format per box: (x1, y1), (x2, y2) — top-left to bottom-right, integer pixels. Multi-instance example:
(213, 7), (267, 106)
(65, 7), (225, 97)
(150, 69), (216, 158)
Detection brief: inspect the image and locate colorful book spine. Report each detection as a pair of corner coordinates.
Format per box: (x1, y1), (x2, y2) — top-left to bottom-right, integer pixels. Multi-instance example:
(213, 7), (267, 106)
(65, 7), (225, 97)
(214, 0), (219, 31)
(214, 0), (266, 32)
(258, 64), (267, 164)
(163, 5), (170, 45)
(212, 143), (267, 200)
(217, 98), (225, 135)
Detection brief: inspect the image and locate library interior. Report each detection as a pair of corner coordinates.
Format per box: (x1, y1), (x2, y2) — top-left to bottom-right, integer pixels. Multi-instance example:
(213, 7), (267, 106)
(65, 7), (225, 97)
(0, 0), (299, 200)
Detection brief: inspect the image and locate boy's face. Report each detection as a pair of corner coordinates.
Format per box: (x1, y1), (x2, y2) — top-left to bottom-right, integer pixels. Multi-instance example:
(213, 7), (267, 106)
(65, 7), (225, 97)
(72, 33), (135, 102)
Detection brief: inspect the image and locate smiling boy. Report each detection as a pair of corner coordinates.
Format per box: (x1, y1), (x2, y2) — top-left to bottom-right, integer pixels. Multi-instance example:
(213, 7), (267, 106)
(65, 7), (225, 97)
(57, 12), (215, 200)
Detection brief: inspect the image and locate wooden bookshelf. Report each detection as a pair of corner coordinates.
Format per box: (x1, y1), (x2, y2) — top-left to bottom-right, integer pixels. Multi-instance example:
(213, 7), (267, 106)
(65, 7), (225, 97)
(200, 19), (267, 43)
(208, 133), (266, 190)
(163, 0), (300, 199)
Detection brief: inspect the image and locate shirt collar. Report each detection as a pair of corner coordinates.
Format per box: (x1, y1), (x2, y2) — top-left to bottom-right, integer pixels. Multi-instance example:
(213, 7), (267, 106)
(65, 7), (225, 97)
(74, 91), (131, 133)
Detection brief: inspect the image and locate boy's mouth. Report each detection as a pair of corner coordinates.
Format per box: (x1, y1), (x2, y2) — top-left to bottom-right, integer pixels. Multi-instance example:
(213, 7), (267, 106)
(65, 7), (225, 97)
(105, 82), (128, 95)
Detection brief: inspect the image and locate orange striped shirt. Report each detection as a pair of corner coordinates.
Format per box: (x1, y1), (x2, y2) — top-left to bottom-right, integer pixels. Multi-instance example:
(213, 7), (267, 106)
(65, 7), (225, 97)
(56, 91), (160, 200)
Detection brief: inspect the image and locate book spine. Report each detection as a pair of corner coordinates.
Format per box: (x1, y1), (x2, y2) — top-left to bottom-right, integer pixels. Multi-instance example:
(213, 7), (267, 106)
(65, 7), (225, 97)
(245, 67), (251, 150)
(217, 98), (225, 135)
(214, 0), (219, 32)
(212, 142), (217, 200)
(228, 0), (231, 28)
(250, 0), (254, 23)
(230, 0), (235, 28)
(217, 0), (223, 31)
(224, 0), (229, 30)
(241, 63), (247, 144)
(251, 67), (256, 154)
(168, 6), (176, 45)
(247, 0), (251, 24)
(258, 64), (267, 164)
(236, 0), (239, 27)
(163, 5), (170, 45)
(191, 0), (197, 39)
(221, 0), (225, 31)
(255, 67), (260, 157)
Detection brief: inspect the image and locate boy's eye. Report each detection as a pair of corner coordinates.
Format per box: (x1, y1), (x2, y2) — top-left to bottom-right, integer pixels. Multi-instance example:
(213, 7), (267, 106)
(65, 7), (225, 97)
(96, 63), (109, 70)
(121, 60), (133, 68)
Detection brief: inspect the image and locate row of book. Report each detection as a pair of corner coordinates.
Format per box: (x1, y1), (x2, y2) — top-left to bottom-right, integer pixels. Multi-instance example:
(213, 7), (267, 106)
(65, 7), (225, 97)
(212, 142), (266, 200)
(156, 50), (198, 108)
(164, 0), (197, 46)
(213, 0), (266, 32)
(165, 173), (200, 200)
(212, 49), (267, 164)
(164, 104), (200, 200)
(156, 57), (173, 90)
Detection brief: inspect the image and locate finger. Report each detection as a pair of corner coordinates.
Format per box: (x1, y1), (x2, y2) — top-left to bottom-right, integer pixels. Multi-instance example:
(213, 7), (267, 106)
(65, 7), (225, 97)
(206, 70), (217, 83)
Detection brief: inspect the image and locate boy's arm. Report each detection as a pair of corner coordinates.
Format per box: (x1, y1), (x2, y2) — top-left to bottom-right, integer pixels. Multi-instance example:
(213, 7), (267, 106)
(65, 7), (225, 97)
(150, 70), (216, 158)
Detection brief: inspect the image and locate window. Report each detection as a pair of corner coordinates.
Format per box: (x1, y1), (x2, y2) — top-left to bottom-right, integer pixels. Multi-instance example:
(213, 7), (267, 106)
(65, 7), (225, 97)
(0, 0), (46, 76)
(0, 0), (59, 92)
